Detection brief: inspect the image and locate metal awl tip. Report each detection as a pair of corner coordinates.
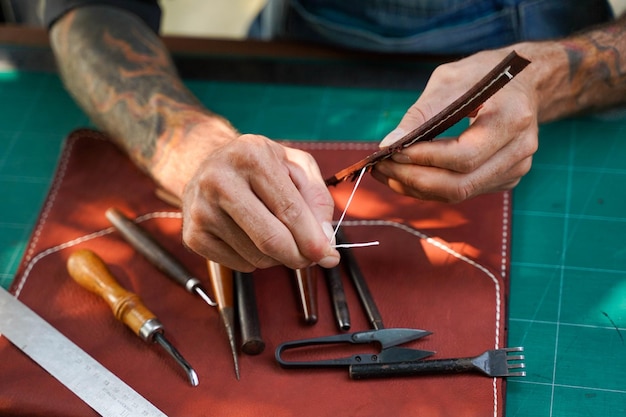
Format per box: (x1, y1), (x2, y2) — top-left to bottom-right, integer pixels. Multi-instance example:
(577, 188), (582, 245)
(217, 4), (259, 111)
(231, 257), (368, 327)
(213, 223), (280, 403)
(154, 333), (199, 387)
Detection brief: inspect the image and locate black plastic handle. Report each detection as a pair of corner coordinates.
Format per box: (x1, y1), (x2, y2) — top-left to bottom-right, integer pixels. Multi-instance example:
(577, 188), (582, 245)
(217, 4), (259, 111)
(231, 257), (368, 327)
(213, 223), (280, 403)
(349, 358), (474, 380)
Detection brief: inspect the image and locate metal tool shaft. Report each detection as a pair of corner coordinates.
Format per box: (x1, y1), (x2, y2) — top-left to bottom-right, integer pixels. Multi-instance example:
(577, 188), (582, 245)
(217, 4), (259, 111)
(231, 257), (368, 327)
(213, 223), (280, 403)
(153, 333), (199, 386)
(105, 207), (216, 307)
(67, 249), (199, 386)
(206, 261), (240, 380)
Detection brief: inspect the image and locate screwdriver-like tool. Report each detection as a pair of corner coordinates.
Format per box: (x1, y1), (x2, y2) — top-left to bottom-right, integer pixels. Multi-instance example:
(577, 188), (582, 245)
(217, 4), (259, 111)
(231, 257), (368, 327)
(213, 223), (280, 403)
(105, 208), (216, 308)
(67, 249), (199, 386)
(206, 261), (240, 380)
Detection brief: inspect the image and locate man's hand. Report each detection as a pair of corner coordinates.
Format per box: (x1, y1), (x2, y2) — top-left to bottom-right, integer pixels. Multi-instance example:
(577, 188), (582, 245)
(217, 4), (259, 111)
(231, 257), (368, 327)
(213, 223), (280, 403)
(181, 134), (340, 272)
(375, 48), (539, 203)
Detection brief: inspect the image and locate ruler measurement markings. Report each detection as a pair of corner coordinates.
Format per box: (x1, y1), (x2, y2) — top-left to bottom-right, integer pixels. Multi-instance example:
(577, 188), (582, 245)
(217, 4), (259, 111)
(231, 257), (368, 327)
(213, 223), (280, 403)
(0, 287), (167, 417)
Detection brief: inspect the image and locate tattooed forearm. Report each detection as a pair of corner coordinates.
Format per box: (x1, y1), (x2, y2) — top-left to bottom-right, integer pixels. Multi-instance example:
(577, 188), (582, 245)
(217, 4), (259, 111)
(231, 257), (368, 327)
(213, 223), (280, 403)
(556, 14), (626, 116)
(49, 5), (233, 175)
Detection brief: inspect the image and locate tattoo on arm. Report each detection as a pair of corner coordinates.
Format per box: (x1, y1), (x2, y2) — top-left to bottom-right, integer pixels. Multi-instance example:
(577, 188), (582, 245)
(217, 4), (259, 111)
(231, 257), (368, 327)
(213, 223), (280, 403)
(559, 15), (626, 111)
(50, 5), (216, 173)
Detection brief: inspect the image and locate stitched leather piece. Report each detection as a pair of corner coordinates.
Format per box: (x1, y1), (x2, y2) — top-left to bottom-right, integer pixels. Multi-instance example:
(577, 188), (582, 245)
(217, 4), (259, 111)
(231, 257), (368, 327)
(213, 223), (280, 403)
(0, 130), (510, 417)
(325, 51), (530, 185)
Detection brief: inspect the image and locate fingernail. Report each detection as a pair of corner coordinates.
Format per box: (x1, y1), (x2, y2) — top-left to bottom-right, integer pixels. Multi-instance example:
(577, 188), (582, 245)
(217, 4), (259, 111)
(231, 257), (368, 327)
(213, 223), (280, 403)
(380, 128), (406, 147)
(318, 252), (340, 268)
(322, 221), (336, 245)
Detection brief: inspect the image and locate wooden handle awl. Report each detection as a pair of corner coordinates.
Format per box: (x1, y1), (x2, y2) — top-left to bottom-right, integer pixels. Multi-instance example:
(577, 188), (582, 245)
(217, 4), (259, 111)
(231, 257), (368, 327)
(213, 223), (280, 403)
(67, 249), (162, 341)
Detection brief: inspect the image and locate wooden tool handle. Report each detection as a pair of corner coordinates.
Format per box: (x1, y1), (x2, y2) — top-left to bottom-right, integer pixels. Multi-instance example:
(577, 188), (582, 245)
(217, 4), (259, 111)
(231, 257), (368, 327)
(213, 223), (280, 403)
(206, 261), (234, 308)
(67, 249), (161, 341)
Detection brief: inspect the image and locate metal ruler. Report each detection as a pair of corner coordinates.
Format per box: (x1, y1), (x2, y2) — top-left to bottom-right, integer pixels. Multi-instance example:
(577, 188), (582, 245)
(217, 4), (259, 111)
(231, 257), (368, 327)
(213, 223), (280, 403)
(0, 287), (168, 417)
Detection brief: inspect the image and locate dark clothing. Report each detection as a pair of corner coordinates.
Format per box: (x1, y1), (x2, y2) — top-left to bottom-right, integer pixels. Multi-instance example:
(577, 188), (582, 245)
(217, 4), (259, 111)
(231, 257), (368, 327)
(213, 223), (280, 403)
(252, 0), (614, 54)
(1, 0), (160, 32)
(1, 0), (615, 55)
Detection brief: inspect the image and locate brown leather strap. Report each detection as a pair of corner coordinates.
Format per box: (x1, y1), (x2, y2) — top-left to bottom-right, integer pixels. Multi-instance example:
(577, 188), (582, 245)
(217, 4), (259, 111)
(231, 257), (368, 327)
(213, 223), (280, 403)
(325, 51), (531, 185)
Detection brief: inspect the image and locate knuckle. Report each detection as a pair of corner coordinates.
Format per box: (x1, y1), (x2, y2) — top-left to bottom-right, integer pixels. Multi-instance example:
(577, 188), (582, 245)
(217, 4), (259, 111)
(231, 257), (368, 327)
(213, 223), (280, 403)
(448, 181), (475, 203)
(454, 149), (482, 173)
(516, 101), (535, 127)
(249, 253), (278, 270)
(255, 231), (284, 257)
(520, 135), (538, 157)
(510, 156), (534, 180)
(431, 64), (460, 83)
(181, 212), (203, 247)
(275, 199), (304, 225)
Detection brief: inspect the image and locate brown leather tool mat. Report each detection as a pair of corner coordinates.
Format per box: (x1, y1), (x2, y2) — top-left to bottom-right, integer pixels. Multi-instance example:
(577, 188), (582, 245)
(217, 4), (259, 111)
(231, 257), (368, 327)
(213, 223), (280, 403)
(0, 129), (511, 417)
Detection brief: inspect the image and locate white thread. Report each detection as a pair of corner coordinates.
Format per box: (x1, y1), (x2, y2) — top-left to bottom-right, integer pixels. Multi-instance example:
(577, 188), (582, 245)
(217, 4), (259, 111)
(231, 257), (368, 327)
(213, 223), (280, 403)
(332, 242), (379, 249)
(399, 67), (513, 151)
(330, 167), (379, 249)
(14, 211), (184, 297)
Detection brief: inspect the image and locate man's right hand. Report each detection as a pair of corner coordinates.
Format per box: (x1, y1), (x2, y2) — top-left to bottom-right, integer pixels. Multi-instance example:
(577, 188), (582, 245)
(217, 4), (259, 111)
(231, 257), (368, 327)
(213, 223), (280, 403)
(180, 134), (340, 272)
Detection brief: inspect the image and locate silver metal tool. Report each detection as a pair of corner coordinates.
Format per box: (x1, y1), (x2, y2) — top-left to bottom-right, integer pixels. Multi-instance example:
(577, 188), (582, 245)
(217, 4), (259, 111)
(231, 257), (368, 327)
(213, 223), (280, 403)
(0, 286), (168, 417)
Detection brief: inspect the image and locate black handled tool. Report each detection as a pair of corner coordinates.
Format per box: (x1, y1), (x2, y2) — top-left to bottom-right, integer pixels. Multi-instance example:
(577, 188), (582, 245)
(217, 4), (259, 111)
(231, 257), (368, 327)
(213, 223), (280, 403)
(234, 270), (265, 355)
(276, 328), (433, 368)
(349, 347), (526, 379)
(322, 265), (350, 331)
(105, 207), (216, 308)
(336, 228), (384, 330)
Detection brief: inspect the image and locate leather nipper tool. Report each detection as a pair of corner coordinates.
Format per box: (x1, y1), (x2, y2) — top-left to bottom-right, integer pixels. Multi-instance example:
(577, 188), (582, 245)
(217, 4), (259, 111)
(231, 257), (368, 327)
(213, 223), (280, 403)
(275, 328), (433, 368)
(67, 249), (199, 386)
(105, 207), (216, 308)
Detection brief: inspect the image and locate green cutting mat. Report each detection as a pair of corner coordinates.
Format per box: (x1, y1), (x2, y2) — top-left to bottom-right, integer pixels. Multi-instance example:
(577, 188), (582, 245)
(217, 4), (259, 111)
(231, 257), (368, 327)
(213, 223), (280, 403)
(1, 69), (625, 416)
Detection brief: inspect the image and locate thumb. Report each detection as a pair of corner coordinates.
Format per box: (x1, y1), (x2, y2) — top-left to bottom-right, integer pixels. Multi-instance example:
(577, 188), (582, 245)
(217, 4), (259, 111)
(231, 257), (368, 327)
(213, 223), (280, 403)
(380, 104), (432, 147)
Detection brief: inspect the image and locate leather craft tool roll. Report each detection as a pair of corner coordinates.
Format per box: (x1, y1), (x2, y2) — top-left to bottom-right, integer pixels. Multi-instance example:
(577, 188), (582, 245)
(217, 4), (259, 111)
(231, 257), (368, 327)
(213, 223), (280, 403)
(0, 130), (511, 417)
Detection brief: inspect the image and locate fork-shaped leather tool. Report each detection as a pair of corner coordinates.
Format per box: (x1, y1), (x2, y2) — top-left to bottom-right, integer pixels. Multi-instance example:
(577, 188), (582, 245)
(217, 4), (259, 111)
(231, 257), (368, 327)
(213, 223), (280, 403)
(275, 328), (434, 368)
(349, 347), (526, 379)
